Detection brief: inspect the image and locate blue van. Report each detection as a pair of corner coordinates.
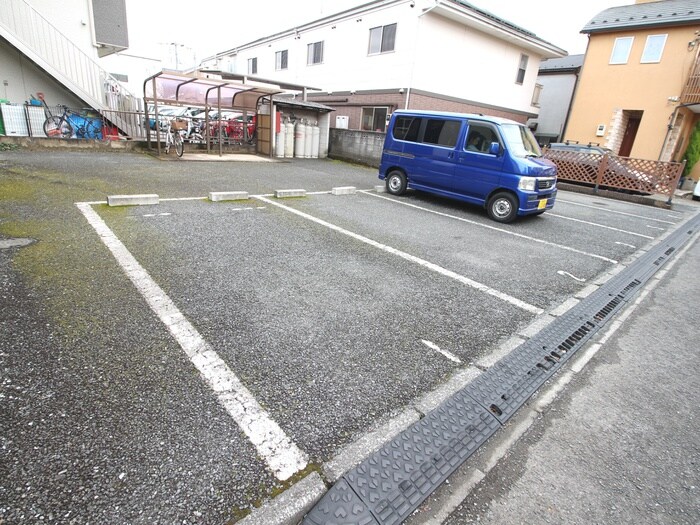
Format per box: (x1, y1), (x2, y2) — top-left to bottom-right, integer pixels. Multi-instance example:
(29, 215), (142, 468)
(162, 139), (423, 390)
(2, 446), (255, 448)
(378, 110), (557, 223)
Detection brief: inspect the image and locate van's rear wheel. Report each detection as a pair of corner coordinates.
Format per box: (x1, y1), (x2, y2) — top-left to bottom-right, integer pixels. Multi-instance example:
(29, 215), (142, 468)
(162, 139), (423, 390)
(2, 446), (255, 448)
(386, 171), (407, 195)
(487, 192), (518, 223)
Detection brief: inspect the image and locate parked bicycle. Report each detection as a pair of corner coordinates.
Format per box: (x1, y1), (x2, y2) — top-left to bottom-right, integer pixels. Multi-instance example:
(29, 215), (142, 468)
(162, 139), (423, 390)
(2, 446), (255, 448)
(43, 104), (104, 140)
(164, 118), (185, 157)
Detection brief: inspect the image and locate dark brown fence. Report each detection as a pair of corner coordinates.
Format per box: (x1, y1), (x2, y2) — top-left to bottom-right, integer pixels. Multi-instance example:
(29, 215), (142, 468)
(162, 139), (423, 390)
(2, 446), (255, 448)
(543, 148), (685, 200)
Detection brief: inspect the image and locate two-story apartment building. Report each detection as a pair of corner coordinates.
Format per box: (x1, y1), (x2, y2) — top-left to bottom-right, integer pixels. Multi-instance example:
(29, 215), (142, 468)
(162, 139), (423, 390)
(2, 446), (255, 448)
(200, 0), (566, 132)
(0, 0), (143, 136)
(565, 0), (700, 168)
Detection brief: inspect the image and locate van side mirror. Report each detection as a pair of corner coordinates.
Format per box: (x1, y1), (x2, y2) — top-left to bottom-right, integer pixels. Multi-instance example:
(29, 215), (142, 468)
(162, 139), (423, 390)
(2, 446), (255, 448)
(488, 142), (500, 155)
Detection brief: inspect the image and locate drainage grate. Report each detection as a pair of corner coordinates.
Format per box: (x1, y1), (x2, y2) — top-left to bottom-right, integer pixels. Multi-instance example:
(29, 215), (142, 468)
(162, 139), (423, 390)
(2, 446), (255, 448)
(303, 213), (700, 525)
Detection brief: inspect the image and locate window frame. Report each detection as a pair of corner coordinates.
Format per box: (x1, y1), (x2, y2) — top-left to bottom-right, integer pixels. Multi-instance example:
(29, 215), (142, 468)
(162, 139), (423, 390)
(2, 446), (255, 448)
(640, 34), (667, 63)
(610, 36), (634, 65)
(368, 23), (397, 55)
(531, 83), (543, 107)
(465, 122), (501, 154)
(515, 54), (529, 85)
(275, 49), (288, 70)
(307, 41), (324, 65)
(361, 106), (390, 132)
(247, 57), (257, 75)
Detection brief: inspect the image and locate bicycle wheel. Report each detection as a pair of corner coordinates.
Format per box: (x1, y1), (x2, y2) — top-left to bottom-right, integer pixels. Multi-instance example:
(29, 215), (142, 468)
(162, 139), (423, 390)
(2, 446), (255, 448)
(174, 132), (184, 157)
(44, 116), (73, 138)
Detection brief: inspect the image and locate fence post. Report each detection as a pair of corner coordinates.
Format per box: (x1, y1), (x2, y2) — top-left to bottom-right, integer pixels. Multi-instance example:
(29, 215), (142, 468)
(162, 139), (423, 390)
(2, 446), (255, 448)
(595, 153), (609, 192)
(667, 159), (686, 205)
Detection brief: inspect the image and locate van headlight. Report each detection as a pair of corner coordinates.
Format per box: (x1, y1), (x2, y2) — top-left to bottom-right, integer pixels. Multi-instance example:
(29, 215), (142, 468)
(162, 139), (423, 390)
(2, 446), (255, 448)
(518, 177), (537, 192)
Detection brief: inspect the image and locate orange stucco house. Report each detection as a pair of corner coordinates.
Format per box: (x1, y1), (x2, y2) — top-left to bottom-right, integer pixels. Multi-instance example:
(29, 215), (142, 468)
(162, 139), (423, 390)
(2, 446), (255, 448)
(565, 0), (700, 181)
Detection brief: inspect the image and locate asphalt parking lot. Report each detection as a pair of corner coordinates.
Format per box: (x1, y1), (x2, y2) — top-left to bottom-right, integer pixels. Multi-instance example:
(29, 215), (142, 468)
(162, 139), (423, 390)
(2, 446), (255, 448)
(1, 150), (698, 524)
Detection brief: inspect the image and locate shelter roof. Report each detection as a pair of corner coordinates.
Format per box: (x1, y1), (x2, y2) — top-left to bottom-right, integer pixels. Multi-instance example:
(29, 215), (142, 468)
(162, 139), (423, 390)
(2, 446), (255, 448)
(143, 71), (283, 110)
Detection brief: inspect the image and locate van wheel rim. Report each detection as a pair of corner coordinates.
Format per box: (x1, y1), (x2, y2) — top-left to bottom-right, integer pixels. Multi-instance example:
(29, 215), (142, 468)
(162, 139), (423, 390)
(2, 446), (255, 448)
(389, 176), (402, 192)
(493, 199), (511, 218)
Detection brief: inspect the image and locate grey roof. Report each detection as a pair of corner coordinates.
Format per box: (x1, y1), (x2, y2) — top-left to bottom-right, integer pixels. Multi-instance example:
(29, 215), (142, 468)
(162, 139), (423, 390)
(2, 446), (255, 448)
(539, 54), (585, 72)
(271, 96), (335, 112)
(582, 0), (700, 33)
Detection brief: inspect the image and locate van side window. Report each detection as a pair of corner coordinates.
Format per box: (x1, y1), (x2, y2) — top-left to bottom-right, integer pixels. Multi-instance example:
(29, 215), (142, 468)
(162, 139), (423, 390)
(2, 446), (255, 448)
(393, 116), (422, 142)
(423, 119), (461, 147)
(465, 123), (500, 153)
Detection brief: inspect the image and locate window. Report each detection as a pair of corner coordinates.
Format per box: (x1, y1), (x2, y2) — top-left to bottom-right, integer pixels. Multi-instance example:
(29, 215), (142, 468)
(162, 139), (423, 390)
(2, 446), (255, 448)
(641, 34), (667, 63)
(368, 23), (397, 54)
(248, 57), (257, 74)
(423, 119), (461, 147)
(275, 50), (288, 70)
(610, 37), (634, 64)
(515, 54), (529, 84)
(465, 123), (500, 153)
(531, 83), (543, 107)
(361, 107), (389, 132)
(307, 41), (324, 65)
(393, 116), (421, 142)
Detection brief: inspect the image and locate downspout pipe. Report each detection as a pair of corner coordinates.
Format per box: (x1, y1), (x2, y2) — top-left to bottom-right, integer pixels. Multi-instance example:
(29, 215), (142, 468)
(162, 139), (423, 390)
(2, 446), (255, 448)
(405, 0), (442, 109)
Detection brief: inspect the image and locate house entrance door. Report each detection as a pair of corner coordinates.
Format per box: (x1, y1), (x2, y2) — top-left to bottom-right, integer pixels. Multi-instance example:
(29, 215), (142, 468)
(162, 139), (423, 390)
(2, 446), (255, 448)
(619, 113), (642, 157)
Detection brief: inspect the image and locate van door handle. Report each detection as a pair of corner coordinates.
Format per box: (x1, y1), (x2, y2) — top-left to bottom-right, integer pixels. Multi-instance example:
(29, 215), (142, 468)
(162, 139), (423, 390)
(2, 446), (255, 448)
(448, 152), (455, 159)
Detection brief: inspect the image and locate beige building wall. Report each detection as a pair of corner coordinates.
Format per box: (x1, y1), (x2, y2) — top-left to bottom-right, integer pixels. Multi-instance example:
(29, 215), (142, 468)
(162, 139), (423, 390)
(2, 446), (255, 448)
(565, 25), (699, 161)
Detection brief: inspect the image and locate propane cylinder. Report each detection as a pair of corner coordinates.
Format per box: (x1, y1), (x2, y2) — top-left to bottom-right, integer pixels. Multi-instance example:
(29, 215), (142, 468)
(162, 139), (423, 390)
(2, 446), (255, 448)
(304, 121), (313, 158)
(311, 122), (320, 159)
(294, 119), (306, 158)
(284, 120), (295, 158)
(275, 124), (285, 157)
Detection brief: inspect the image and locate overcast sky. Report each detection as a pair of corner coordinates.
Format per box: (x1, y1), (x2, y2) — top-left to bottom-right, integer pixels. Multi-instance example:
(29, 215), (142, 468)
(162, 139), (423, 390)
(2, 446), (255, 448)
(126, 0), (634, 66)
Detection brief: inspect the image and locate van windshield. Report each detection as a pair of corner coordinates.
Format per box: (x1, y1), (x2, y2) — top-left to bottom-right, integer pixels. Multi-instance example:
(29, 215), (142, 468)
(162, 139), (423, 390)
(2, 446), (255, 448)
(500, 124), (542, 158)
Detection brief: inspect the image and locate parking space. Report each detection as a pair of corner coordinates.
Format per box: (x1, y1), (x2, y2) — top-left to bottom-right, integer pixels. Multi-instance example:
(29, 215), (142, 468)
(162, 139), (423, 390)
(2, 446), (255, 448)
(82, 184), (693, 490)
(4, 150), (698, 525)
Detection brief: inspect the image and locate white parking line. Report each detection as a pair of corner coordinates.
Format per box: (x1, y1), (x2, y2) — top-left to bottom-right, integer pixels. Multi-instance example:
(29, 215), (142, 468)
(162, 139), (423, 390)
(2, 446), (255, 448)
(547, 213), (654, 239)
(75, 202), (308, 481)
(646, 225), (666, 231)
(557, 199), (677, 224)
(615, 241), (636, 249)
(254, 195), (544, 315)
(362, 192), (619, 264)
(421, 339), (462, 363)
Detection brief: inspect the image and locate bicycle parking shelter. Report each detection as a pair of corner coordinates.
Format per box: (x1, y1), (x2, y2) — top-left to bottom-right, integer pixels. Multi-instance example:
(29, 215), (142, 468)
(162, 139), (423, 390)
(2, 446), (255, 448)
(144, 71), (280, 157)
(144, 71), (323, 157)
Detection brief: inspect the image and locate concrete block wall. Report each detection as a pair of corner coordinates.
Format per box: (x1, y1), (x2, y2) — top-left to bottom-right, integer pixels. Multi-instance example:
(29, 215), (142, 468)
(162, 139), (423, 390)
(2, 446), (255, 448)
(328, 128), (385, 167)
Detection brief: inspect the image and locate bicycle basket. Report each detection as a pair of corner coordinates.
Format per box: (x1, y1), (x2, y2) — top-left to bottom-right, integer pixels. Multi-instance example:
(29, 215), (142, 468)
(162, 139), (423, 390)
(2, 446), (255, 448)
(171, 118), (188, 131)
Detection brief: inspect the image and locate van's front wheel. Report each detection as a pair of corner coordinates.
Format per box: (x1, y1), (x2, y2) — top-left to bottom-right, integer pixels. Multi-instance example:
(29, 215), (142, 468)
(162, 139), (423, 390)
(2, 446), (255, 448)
(386, 171), (407, 195)
(487, 192), (518, 223)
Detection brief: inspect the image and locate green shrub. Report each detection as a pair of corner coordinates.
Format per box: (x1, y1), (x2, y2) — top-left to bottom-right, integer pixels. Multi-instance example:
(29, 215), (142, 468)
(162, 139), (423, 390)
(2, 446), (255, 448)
(683, 121), (700, 177)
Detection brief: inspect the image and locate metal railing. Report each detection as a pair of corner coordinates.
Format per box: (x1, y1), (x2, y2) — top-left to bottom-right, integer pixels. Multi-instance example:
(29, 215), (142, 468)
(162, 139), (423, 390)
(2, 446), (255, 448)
(681, 48), (700, 104)
(0, 0), (141, 136)
(543, 148), (685, 201)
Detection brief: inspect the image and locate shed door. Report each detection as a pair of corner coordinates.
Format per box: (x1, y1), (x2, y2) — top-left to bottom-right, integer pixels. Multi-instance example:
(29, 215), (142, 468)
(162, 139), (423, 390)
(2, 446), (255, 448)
(257, 114), (271, 155)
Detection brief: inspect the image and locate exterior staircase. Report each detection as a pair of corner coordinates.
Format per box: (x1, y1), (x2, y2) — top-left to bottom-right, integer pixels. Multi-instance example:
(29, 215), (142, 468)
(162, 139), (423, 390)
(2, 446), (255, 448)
(0, 0), (142, 137)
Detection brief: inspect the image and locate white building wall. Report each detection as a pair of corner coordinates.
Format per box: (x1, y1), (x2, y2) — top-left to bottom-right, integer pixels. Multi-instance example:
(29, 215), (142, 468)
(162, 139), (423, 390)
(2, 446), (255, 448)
(412, 13), (544, 114)
(216, 1), (549, 117)
(25, 0), (97, 55)
(229, 4), (419, 92)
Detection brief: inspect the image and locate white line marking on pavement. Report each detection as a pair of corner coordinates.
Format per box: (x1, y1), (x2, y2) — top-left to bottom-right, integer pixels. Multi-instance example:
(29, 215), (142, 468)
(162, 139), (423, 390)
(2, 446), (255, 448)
(361, 191), (618, 264)
(646, 225), (665, 231)
(421, 339), (462, 363)
(547, 213), (654, 239)
(557, 199), (676, 224)
(75, 202), (308, 481)
(556, 270), (586, 282)
(254, 195), (544, 314)
(615, 241), (636, 249)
